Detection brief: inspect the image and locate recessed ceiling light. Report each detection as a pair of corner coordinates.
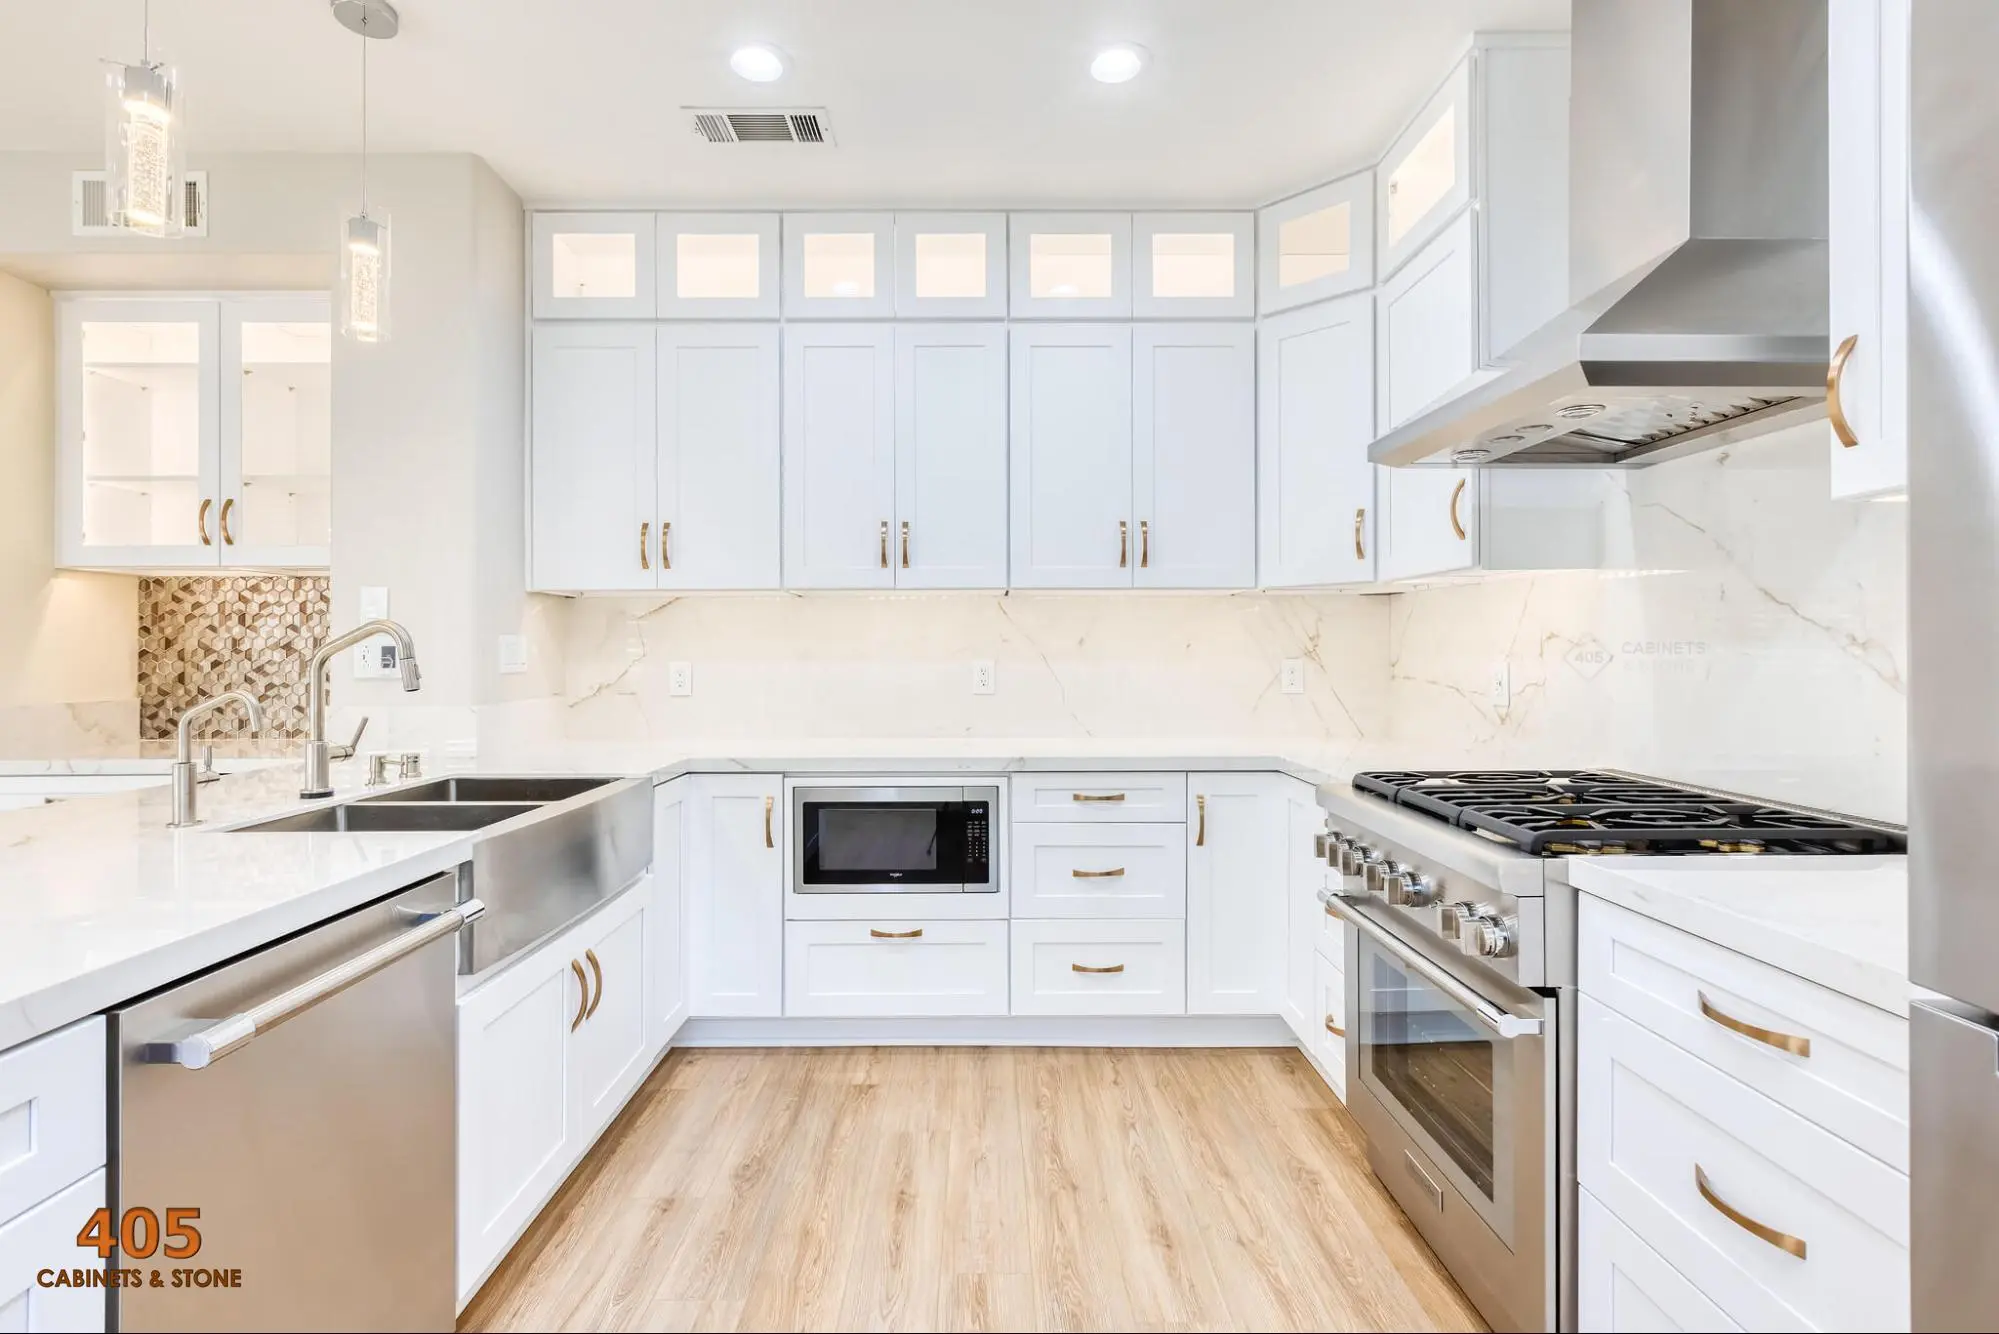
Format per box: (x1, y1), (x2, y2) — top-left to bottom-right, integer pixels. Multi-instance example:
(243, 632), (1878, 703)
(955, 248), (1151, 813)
(1090, 45), (1146, 84)
(730, 45), (787, 83)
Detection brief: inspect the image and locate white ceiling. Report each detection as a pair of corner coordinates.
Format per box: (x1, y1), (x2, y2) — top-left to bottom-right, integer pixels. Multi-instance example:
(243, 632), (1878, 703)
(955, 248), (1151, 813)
(0, 0), (1570, 208)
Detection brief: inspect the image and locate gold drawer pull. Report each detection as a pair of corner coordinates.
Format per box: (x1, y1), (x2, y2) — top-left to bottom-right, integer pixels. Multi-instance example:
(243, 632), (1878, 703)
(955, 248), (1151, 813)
(661, 520), (671, 570)
(219, 497), (236, 546)
(570, 959), (589, 1031)
(1828, 333), (1860, 448)
(1195, 793), (1206, 846)
(879, 519), (889, 569)
(1139, 518), (1150, 569)
(1072, 792), (1126, 803)
(1698, 992), (1811, 1057)
(1323, 902), (1343, 921)
(1354, 506), (1366, 560)
(584, 948), (604, 1019)
(1071, 867), (1126, 879)
(1071, 962), (1125, 974)
(764, 794), (774, 848)
(870, 927), (923, 939)
(1695, 1165), (1806, 1259)
(1119, 519), (1128, 568)
(640, 521), (650, 570)
(1448, 478), (1467, 540)
(1324, 1016), (1345, 1037)
(198, 497), (213, 546)
(900, 520), (910, 569)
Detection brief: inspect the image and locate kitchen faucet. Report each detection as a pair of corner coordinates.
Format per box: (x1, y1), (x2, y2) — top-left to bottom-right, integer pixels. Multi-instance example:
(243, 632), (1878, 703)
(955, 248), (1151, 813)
(169, 691), (264, 828)
(301, 618), (421, 799)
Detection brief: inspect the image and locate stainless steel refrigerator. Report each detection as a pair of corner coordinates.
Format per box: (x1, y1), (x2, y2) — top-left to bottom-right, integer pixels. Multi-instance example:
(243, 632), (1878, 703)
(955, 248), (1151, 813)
(1911, 3), (1999, 1329)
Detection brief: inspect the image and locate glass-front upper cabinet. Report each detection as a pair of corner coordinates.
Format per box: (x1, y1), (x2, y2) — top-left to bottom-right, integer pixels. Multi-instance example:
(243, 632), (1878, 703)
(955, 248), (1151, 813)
(1134, 213), (1253, 318)
(782, 213), (895, 318)
(893, 213), (1007, 317)
(59, 294), (330, 570)
(657, 213), (780, 319)
(1377, 56), (1473, 279)
(1257, 172), (1375, 313)
(532, 212), (658, 319)
(1008, 212), (1132, 318)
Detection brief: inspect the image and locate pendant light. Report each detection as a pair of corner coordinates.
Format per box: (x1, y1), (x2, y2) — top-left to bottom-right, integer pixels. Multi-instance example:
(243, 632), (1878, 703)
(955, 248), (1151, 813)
(332, 0), (398, 342)
(105, 0), (185, 236)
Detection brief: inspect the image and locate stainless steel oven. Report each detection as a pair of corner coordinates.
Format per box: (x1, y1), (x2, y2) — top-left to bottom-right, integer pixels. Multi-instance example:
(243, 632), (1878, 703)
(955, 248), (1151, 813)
(792, 783), (997, 894)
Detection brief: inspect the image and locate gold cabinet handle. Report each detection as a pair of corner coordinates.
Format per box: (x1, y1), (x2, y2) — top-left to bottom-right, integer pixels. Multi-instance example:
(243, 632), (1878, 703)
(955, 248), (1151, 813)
(1071, 962), (1125, 974)
(1449, 478), (1467, 540)
(584, 948), (604, 1019)
(1828, 332), (1860, 448)
(1071, 867), (1127, 879)
(640, 521), (650, 571)
(1072, 792), (1126, 803)
(1324, 901), (1343, 921)
(1324, 1016), (1345, 1037)
(1139, 519), (1150, 569)
(219, 498), (235, 546)
(570, 959), (589, 1031)
(1695, 1165), (1806, 1259)
(198, 498), (213, 546)
(661, 520), (671, 570)
(1354, 506), (1366, 561)
(1196, 793), (1207, 847)
(1119, 519), (1128, 569)
(1698, 991), (1811, 1057)
(763, 794), (774, 848)
(879, 519), (889, 569)
(870, 927), (923, 939)
(900, 520), (910, 569)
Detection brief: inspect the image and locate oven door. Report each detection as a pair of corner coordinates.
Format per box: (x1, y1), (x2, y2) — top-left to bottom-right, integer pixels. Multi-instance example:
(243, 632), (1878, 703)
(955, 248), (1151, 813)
(793, 785), (991, 893)
(1344, 901), (1554, 1333)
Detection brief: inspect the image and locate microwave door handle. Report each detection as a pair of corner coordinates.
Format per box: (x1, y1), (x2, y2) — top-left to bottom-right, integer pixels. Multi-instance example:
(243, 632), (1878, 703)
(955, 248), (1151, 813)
(1341, 901), (1543, 1039)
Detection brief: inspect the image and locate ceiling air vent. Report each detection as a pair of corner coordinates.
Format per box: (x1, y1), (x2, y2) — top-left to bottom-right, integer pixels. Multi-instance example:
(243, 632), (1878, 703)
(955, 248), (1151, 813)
(71, 170), (209, 236)
(688, 108), (835, 146)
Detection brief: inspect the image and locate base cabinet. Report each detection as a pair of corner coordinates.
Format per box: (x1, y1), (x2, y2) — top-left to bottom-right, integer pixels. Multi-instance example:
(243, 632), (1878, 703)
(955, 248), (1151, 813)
(686, 775), (785, 1016)
(1009, 919), (1187, 1016)
(650, 779), (688, 1051)
(1186, 773), (1299, 1014)
(1579, 1186), (1741, 1333)
(0, 1170), (106, 1333)
(783, 920), (1009, 1017)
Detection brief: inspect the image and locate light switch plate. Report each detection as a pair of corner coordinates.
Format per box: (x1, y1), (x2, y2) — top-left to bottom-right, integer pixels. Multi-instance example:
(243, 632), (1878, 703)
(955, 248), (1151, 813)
(668, 661), (692, 696)
(1489, 661), (1511, 711)
(497, 634), (528, 675)
(971, 660), (995, 695)
(1280, 658), (1305, 694)
(354, 587), (391, 678)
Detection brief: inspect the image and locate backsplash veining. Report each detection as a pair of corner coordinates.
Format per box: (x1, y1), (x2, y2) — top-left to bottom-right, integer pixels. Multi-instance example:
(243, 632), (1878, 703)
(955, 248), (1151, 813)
(138, 576), (330, 740)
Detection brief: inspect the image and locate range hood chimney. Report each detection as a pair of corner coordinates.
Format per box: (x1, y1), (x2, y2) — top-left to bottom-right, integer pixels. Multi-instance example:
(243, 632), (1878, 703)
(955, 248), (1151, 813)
(1370, 0), (1829, 468)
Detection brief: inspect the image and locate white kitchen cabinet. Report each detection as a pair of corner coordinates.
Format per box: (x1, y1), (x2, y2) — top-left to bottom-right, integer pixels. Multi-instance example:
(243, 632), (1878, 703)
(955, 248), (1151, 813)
(533, 212), (656, 320)
(656, 212), (780, 320)
(657, 324), (781, 589)
(894, 213), (1008, 318)
(783, 212), (895, 318)
(649, 779), (687, 1055)
(1257, 294), (1376, 587)
(0, 1170), (106, 1333)
(0, 1018), (104, 1225)
(1377, 210), (1480, 433)
(529, 323), (657, 592)
(1379, 464), (1474, 581)
(1010, 772), (1188, 823)
(565, 885), (651, 1136)
(783, 919), (1009, 1017)
(1132, 213), (1253, 318)
(1010, 822), (1187, 918)
(1009, 324), (1134, 587)
(1132, 324), (1255, 588)
(1008, 213), (1132, 319)
(894, 323), (1009, 588)
(1579, 1186), (1741, 1333)
(782, 324), (896, 588)
(1258, 172), (1375, 313)
(1380, 466), (1630, 583)
(1009, 918), (1187, 1017)
(1827, 0), (1910, 499)
(1186, 773), (1294, 1014)
(58, 294), (330, 571)
(1284, 791), (1327, 1046)
(1379, 55), (1474, 278)
(686, 775), (785, 1017)
(1311, 949), (1347, 1103)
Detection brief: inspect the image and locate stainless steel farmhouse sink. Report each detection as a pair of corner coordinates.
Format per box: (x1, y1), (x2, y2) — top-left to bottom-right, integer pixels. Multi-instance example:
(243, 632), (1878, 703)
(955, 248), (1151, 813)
(357, 775), (615, 804)
(232, 802), (543, 833)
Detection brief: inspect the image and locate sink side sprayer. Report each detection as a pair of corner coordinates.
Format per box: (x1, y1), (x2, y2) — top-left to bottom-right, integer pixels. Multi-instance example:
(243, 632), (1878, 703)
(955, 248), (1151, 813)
(301, 618), (421, 799)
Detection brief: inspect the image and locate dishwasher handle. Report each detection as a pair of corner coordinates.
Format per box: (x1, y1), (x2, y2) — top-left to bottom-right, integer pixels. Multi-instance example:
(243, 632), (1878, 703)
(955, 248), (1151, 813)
(157, 898), (486, 1070)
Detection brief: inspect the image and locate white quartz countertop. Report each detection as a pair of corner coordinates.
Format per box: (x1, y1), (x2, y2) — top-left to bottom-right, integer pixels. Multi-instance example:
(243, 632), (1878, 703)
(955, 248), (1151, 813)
(1565, 855), (1910, 1015)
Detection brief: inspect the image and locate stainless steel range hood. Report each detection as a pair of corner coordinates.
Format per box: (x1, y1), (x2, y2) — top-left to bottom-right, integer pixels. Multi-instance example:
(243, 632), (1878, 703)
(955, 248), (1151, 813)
(1370, 0), (1829, 468)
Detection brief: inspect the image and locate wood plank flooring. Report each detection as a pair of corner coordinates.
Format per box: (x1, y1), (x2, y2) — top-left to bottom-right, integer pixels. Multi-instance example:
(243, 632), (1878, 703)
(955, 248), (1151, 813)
(459, 1046), (1484, 1333)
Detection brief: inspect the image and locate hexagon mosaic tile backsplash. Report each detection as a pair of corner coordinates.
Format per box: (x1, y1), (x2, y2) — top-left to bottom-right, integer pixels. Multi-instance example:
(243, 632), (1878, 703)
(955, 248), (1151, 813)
(138, 576), (331, 740)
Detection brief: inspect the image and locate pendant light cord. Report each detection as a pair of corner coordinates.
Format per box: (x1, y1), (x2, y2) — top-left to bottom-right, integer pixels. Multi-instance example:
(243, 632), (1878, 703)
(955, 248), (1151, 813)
(358, 19), (369, 217)
(141, 0), (149, 62)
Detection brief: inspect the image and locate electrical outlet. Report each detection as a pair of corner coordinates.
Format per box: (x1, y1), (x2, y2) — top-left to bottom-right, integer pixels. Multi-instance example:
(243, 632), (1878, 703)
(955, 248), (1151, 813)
(971, 660), (995, 695)
(497, 634), (528, 675)
(623, 616), (645, 659)
(668, 661), (692, 696)
(1489, 661), (1511, 711)
(1280, 658), (1305, 694)
(354, 587), (391, 678)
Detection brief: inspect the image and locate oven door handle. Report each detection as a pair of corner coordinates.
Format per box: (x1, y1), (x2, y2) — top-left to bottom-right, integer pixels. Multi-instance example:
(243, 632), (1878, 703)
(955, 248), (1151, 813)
(1341, 899), (1544, 1039)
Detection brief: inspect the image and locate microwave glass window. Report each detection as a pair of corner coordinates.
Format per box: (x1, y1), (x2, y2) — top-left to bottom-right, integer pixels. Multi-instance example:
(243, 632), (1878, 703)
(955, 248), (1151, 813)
(1277, 203), (1351, 288)
(819, 806), (938, 871)
(549, 231), (638, 301)
(914, 232), (988, 299)
(1150, 232), (1235, 298)
(1364, 948), (1497, 1198)
(676, 232), (762, 299)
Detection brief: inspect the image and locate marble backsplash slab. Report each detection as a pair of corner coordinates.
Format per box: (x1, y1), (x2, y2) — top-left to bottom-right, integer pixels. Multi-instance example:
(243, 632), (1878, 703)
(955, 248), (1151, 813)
(0, 700), (139, 758)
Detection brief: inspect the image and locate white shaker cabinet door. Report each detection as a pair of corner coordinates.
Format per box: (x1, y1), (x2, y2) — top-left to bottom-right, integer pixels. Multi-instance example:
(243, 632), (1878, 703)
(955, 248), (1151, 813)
(1008, 324), (1133, 588)
(1132, 324), (1255, 589)
(686, 775), (785, 1017)
(656, 324), (780, 590)
(0, 1170), (107, 1333)
(1257, 294), (1377, 587)
(782, 324), (897, 589)
(1379, 465), (1477, 582)
(530, 323), (657, 592)
(565, 885), (651, 1143)
(1377, 209), (1479, 433)
(1186, 773), (1293, 1014)
(649, 778), (688, 1054)
(894, 323), (1009, 588)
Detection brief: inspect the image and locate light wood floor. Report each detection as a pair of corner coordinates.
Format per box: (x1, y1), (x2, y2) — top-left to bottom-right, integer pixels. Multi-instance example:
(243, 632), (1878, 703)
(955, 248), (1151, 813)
(459, 1046), (1485, 1333)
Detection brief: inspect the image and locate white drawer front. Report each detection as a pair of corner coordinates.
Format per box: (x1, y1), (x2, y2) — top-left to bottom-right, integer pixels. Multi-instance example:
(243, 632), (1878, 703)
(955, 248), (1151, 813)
(1579, 996), (1909, 1333)
(1010, 823), (1186, 918)
(1315, 892), (1348, 971)
(0, 1169), (106, 1333)
(1579, 1186), (1741, 1333)
(0, 1019), (105, 1226)
(1311, 948), (1346, 1102)
(1009, 919), (1185, 1015)
(1580, 896), (1908, 1171)
(1010, 773), (1187, 823)
(784, 920), (1009, 1017)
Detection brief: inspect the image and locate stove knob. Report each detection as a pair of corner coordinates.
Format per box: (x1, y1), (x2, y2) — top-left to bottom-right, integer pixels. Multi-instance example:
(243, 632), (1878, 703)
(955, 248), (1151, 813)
(1363, 857), (1402, 897)
(1336, 839), (1369, 878)
(1392, 873), (1439, 908)
(1468, 916), (1518, 959)
(1313, 832), (1330, 859)
(1438, 901), (1480, 940)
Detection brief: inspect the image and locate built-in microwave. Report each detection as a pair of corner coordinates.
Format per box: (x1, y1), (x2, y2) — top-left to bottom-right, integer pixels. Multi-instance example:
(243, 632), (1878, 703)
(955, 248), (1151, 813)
(792, 784), (998, 894)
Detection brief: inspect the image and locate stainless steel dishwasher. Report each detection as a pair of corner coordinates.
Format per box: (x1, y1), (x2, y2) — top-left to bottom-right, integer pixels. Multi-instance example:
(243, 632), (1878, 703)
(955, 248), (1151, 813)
(109, 874), (482, 1332)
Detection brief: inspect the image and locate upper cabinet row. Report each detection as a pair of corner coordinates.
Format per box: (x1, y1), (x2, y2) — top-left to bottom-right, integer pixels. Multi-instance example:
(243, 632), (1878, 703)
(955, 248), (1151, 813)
(531, 211), (1264, 321)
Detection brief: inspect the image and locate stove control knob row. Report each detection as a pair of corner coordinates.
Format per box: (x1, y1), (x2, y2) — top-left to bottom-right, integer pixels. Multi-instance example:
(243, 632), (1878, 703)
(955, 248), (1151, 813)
(1336, 839), (1372, 878)
(1362, 856), (1401, 897)
(1386, 871), (1438, 908)
(1460, 913), (1518, 959)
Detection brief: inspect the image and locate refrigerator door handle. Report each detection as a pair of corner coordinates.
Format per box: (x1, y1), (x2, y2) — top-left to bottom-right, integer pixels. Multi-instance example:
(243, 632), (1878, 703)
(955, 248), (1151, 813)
(150, 898), (485, 1070)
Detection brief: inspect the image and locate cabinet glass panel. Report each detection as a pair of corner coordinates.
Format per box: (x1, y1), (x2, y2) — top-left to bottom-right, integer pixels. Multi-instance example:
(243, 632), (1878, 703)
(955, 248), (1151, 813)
(548, 232), (639, 302)
(1149, 233), (1235, 298)
(79, 319), (202, 549)
(1278, 202), (1352, 289)
(801, 232), (876, 299)
(236, 319), (331, 551)
(914, 232), (988, 299)
(1387, 107), (1457, 248)
(1030, 234), (1114, 300)
(676, 232), (762, 300)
